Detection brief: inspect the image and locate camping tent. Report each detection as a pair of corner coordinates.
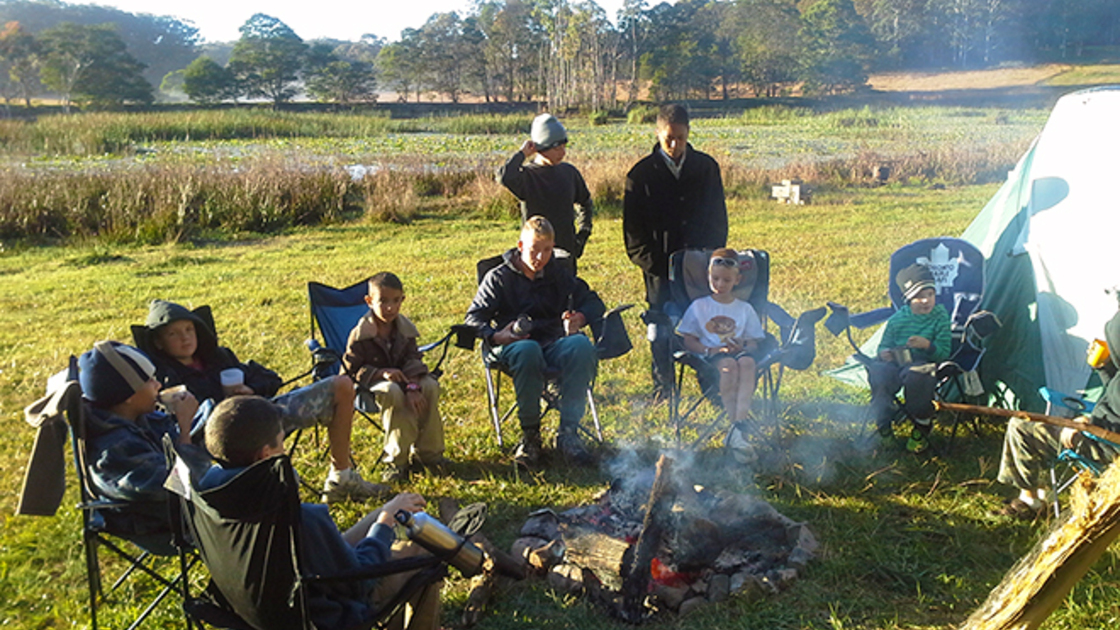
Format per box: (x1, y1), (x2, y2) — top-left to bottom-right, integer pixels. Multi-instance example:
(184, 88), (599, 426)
(960, 86), (1120, 411)
(828, 86), (1120, 412)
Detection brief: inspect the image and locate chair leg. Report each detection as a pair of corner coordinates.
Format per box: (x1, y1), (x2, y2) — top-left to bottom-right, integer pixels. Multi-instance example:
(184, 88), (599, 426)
(85, 530), (100, 630)
(585, 388), (602, 442)
(485, 364), (504, 447)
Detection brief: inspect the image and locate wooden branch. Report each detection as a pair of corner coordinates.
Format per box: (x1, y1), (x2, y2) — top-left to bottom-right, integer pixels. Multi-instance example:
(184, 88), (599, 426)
(960, 460), (1120, 630)
(934, 401), (1120, 445)
(619, 453), (675, 623)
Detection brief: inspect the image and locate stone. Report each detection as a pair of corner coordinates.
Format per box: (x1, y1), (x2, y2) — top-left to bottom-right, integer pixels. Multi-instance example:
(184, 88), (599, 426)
(651, 584), (688, 611)
(707, 573), (730, 602)
(678, 596), (707, 617)
(547, 563), (584, 595)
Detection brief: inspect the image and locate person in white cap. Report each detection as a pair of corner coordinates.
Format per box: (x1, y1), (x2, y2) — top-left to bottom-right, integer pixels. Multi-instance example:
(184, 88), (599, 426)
(498, 113), (593, 267)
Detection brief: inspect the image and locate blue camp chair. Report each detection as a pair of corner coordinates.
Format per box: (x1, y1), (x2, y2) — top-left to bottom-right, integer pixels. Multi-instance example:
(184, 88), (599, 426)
(665, 248), (825, 447)
(825, 237), (1001, 446)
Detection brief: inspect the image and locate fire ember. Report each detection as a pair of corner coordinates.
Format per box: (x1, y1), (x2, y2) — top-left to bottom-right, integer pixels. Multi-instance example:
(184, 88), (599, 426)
(510, 454), (817, 622)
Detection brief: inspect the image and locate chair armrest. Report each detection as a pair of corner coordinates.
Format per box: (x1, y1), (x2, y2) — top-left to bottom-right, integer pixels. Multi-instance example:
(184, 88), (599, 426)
(850, 306), (894, 329)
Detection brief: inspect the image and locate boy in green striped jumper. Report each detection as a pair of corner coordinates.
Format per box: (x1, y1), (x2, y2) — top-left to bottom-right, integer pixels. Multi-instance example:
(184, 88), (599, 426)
(868, 264), (951, 453)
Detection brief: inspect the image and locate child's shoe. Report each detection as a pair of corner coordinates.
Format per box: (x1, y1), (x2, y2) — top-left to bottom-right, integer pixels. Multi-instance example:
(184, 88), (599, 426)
(556, 430), (593, 465)
(321, 468), (388, 503)
(380, 464), (409, 483)
(513, 430), (543, 469)
(906, 428), (930, 454)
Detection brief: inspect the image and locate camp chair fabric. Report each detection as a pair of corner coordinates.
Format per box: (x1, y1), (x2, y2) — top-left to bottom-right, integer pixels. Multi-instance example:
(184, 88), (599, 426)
(174, 454), (446, 630)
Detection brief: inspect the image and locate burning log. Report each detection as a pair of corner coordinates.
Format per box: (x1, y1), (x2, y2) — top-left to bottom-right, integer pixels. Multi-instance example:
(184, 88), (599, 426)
(960, 463), (1120, 630)
(561, 523), (631, 590)
(619, 454), (676, 623)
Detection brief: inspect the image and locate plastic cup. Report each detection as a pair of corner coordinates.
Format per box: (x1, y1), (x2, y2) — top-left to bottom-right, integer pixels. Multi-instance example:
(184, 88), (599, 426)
(220, 368), (244, 396)
(158, 384), (187, 408)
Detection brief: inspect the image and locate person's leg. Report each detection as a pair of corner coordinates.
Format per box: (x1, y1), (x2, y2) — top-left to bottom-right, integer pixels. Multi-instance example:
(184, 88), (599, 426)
(867, 360), (903, 431)
(998, 416), (1062, 492)
(544, 334), (597, 433)
(371, 380), (418, 476)
(498, 340), (546, 433)
(340, 508), (384, 546)
(901, 363), (938, 431)
(734, 355), (757, 421)
(325, 374), (358, 471)
(714, 355), (739, 422)
(370, 540), (443, 630)
(412, 375), (445, 467)
(644, 307), (674, 399)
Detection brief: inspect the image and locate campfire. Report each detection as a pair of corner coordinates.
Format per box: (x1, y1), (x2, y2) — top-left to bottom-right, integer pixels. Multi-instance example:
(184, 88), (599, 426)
(510, 454), (817, 622)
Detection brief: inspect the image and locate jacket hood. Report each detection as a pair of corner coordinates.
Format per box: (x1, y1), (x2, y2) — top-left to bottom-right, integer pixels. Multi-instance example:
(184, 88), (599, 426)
(351, 313), (420, 343)
(130, 300), (220, 362)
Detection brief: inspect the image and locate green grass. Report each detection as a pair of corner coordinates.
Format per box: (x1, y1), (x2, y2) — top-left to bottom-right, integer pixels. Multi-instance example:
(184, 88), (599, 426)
(1044, 65), (1120, 86)
(4, 184), (1120, 629)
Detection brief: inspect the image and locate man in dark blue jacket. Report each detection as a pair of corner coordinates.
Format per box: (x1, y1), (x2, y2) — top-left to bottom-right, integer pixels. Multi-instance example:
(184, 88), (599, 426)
(465, 216), (606, 467)
(624, 103), (728, 400)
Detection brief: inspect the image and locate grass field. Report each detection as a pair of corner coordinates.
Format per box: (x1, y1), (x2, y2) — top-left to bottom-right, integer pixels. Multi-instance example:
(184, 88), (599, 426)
(4, 180), (1120, 629)
(3, 81), (1120, 629)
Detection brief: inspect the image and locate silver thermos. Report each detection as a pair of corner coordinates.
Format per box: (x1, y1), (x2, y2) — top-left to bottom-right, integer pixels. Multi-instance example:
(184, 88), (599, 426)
(395, 510), (484, 577)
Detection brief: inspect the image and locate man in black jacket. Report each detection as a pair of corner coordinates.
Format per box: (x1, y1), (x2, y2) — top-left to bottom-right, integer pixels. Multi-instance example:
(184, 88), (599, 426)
(465, 216), (606, 467)
(623, 103), (728, 399)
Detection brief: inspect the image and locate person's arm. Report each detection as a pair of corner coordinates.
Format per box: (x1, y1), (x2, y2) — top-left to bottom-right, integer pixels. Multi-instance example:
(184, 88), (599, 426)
(573, 169), (593, 258)
(570, 276), (606, 329)
(341, 327), (384, 388)
(623, 168), (661, 275)
(465, 273), (503, 344)
(399, 335), (430, 381)
(89, 429), (173, 503)
(497, 146), (531, 199)
(878, 315), (901, 361)
(705, 161), (728, 248)
(675, 301), (714, 354)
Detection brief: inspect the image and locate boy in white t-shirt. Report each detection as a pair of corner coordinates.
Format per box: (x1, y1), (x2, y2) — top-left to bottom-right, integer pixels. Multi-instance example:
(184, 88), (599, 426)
(676, 248), (765, 422)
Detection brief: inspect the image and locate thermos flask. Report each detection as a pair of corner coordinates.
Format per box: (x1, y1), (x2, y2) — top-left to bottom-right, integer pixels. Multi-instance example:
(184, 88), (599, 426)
(395, 510), (484, 577)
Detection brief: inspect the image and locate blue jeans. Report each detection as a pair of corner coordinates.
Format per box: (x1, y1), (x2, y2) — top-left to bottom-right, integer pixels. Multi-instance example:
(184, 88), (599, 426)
(495, 335), (598, 432)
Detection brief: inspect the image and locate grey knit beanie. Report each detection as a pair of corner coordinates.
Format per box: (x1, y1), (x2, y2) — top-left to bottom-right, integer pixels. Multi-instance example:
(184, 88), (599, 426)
(531, 114), (567, 150)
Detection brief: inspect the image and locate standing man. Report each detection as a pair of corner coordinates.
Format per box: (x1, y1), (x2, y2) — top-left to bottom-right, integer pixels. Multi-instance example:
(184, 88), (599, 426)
(623, 103), (728, 400)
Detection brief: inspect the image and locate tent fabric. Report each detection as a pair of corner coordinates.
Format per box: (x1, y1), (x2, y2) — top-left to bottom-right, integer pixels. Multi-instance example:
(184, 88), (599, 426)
(961, 86), (1120, 411)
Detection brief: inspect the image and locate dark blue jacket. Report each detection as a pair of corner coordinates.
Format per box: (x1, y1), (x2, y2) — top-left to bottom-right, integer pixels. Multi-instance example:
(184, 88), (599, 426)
(199, 464), (395, 630)
(465, 248), (605, 348)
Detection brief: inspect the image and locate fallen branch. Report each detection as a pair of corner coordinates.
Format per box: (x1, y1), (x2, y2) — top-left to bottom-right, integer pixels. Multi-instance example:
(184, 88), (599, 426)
(934, 401), (1120, 445)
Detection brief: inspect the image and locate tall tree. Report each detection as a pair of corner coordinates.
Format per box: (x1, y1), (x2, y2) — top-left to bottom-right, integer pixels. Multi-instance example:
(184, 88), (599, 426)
(181, 56), (236, 104)
(0, 21), (39, 107)
(39, 22), (152, 112)
(729, 0), (802, 97)
(227, 14), (307, 106)
(799, 0), (874, 94)
(376, 32), (422, 102)
(303, 42), (377, 104)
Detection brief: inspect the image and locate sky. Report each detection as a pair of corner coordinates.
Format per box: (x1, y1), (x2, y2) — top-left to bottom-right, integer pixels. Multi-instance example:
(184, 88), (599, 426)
(68, 0), (633, 44)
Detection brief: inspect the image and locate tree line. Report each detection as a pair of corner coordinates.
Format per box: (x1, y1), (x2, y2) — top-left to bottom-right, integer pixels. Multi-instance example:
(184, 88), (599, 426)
(0, 0), (1117, 112)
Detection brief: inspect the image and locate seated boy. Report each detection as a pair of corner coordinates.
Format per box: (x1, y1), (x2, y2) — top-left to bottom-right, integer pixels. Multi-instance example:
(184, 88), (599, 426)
(676, 249), (765, 424)
(341, 272), (446, 483)
(200, 396), (441, 630)
(78, 340), (210, 552)
(995, 310), (1120, 519)
(133, 299), (382, 503)
(464, 215), (605, 467)
(867, 264), (951, 453)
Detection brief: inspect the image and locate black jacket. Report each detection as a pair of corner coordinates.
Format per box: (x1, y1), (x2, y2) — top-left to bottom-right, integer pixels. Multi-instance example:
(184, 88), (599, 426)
(465, 248), (605, 348)
(498, 151), (593, 258)
(623, 142), (728, 307)
(131, 300), (282, 403)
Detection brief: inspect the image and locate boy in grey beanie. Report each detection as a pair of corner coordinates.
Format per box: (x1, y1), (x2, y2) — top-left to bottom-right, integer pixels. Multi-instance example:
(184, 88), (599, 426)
(498, 113), (593, 263)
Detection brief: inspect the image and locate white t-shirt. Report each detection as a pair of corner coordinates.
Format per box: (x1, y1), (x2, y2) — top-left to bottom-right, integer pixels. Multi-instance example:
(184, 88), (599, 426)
(676, 295), (764, 349)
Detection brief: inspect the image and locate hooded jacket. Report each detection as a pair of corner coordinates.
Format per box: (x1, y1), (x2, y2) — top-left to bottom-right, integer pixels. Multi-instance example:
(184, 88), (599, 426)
(623, 142), (728, 307)
(465, 247), (605, 348)
(1089, 310), (1120, 433)
(341, 313), (429, 389)
(132, 300), (282, 403)
(498, 151), (593, 258)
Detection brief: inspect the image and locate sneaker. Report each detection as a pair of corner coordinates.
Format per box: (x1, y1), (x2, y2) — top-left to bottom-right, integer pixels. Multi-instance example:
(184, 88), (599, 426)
(906, 428), (930, 454)
(321, 469), (389, 503)
(513, 431), (543, 469)
(994, 497), (1046, 520)
(556, 431), (593, 465)
(381, 464), (409, 483)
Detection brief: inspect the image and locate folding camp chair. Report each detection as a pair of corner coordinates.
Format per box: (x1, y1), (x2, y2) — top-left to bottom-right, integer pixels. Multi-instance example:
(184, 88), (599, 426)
(824, 237), (1001, 447)
(303, 279), (471, 456)
(664, 248), (826, 447)
(23, 358), (197, 630)
(468, 254), (632, 448)
(168, 453), (453, 630)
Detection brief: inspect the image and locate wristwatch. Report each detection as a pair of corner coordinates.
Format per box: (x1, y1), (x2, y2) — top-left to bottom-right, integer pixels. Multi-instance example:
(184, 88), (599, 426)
(406, 382), (421, 392)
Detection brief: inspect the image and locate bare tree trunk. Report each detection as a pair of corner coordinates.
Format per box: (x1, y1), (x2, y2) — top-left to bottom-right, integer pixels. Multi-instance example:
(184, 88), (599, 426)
(960, 462), (1120, 630)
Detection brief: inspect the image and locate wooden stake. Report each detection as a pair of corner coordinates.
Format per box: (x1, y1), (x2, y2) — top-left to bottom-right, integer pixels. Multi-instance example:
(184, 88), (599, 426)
(619, 453), (675, 623)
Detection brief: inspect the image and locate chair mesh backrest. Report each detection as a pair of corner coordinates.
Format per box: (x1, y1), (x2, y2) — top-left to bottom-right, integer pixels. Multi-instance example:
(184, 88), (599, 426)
(887, 238), (984, 332)
(668, 249), (770, 320)
(186, 455), (309, 630)
(308, 279), (371, 374)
